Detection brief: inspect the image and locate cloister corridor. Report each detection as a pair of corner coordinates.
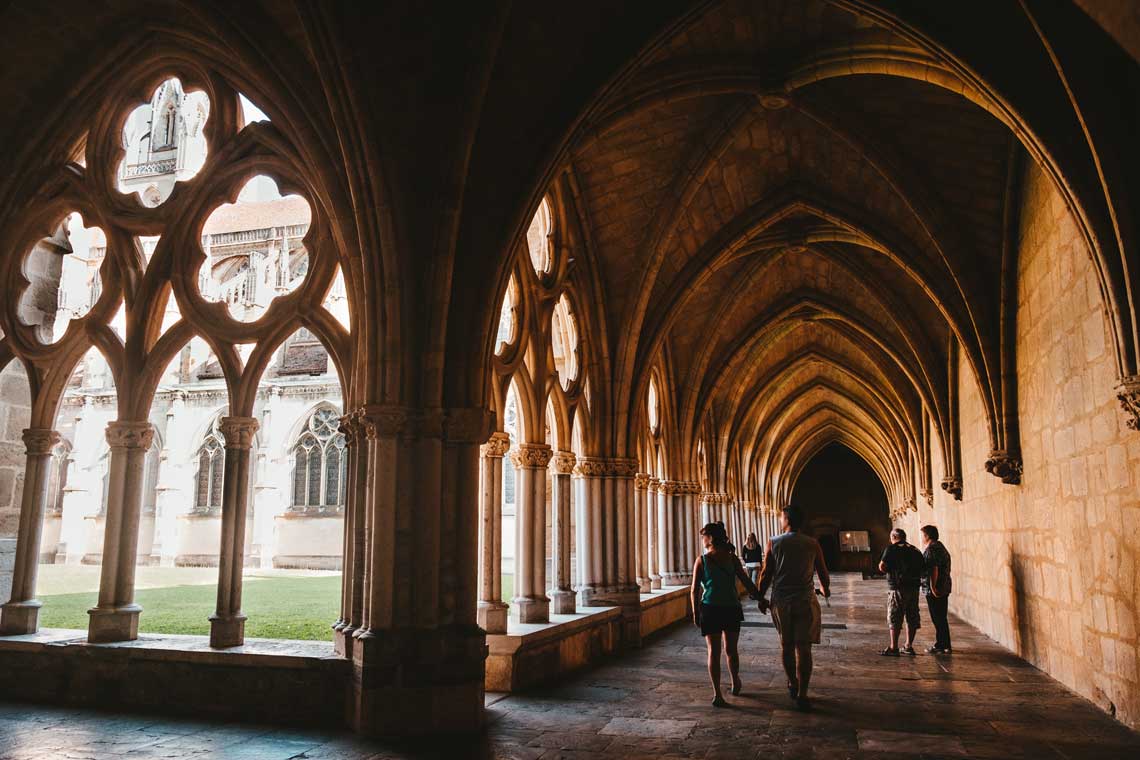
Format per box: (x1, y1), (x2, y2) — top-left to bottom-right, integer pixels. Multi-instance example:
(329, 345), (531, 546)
(2, 575), (1137, 759)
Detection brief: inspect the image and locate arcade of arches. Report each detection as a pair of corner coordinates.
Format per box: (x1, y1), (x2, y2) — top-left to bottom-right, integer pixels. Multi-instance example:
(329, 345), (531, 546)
(0, 0), (1139, 745)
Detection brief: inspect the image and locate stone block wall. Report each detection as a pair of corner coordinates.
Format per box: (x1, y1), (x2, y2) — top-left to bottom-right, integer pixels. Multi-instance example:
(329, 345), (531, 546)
(895, 160), (1140, 728)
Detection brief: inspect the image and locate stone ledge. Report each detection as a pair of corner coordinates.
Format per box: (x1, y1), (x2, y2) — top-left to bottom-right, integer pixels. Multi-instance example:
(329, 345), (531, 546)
(486, 606), (623, 692)
(0, 629), (350, 727)
(639, 585), (691, 640)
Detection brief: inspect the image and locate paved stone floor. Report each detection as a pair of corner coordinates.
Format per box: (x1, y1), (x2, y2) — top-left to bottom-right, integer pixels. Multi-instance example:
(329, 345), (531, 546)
(2, 573), (1139, 759)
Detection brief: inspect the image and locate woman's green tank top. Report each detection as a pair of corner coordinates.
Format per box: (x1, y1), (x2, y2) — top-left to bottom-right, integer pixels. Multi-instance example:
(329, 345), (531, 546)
(700, 553), (741, 607)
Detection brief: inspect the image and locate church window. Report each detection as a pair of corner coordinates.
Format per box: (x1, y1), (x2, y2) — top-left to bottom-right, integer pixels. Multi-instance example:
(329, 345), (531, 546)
(194, 419), (225, 514)
(647, 377), (660, 437)
(290, 407), (345, 513)
(551, 293), (579, 389)
(495, 274), (519, 356)
(525, 197), (553, 276)
(117, 77), (209, 207)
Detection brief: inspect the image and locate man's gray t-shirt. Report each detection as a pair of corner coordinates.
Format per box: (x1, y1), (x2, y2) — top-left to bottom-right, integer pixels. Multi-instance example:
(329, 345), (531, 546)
(768, 532), (819, 604)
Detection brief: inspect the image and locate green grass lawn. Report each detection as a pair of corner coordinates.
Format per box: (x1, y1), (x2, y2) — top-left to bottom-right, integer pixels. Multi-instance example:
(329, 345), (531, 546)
(35, 566), (518, 640)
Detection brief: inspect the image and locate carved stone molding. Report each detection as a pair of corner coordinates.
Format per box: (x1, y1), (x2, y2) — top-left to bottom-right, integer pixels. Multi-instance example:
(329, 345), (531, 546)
(608, 458), (638, 478)
(552, 451), (576, 475)
(22, 428), (61, 456)
(511, 443), (553, 469)
(985, 450), (1023, 485)
(920, 488), (934, 507)
(574, 457), (609, 477)
(105, 421), (155, 450)
(903, 498), (916, 513)
(358, 404), (409, 439)
(480, 431), (511, 458)
(940, 476), (962, 501)
(444, 407), (495, 444)
(1116, 376), (1140, 430)
(658, 480), (680, 495)
(218, 416), (259, 449)
(338, 413), (361, 446)
(634, 473), (650, 490)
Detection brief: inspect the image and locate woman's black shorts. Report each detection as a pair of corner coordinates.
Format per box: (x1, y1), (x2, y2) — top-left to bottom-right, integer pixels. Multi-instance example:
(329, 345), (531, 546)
(700, 603), (744, 636)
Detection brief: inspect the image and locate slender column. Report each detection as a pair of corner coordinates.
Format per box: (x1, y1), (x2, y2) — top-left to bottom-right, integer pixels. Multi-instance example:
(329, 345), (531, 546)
(209, 416), (259, 648)
(476, 432), (510, 633)
(334, 413), (365, 656)
(88, 421), (155, 643)
(511, 443), (552, 623)
(655, 479), (670, 585)
(646, 478), (661, 589)
(682, 485), (696, 571)
(573, 468), (592, 596)
(0, 429), (61, 635)
(589, 467), (604, 593)
(662, 481), (681, 584)
(634, 473), (650, 592)
(550, 451), (576, 614)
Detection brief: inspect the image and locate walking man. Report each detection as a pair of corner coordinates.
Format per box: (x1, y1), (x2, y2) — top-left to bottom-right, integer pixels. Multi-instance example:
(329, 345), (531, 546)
(921, 525), (953, 654)
(878, 528), (924, 656)
(757, 506), (830, 711)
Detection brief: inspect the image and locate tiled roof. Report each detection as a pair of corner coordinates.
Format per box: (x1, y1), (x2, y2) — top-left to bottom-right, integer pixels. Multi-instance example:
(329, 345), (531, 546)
(203, 195), (311, 235)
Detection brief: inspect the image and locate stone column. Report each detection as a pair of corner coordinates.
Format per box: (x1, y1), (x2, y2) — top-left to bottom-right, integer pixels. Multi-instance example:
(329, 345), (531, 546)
(656, 479), (670, 585)
(634, 473), (651, 592)
(550, 450), (576, 614)
(476, 432), (510, 633)
(334, 412), (365, 656)
(511, 443), (552, 623)
(0, 429), (61, 634)
(88, 421), (155, 643)
(646, 477), (661, 589)
(208, 416), (259, 648)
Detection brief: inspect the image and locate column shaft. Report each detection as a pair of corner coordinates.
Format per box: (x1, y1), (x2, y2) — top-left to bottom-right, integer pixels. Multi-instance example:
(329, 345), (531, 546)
(88, 422), (154, 643)
(477, 433), (509, 633)
(634, 474), (650, 592)
(511, 444), (551, 623)
(210, 416), (258, 648)
(550, 451), (575, 614)
(0, 429), (60, 635)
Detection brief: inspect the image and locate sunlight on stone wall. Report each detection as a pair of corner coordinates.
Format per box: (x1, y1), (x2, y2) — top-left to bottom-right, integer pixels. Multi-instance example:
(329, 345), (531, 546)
(897, 161), (1140, 728)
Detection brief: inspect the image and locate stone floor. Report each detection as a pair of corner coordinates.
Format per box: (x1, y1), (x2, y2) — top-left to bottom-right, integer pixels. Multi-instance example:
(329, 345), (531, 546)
(2, 573), (1139, 759)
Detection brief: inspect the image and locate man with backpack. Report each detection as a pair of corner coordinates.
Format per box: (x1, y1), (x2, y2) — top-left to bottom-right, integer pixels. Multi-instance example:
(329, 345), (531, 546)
(877, 528), (925, 656)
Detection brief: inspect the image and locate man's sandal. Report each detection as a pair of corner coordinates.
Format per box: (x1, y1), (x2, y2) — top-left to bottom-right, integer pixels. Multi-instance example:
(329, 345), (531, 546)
(879, 648), (900, 656)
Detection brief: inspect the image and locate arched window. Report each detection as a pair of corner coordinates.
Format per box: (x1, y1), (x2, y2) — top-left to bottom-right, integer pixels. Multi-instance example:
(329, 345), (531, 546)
(526, 197), (553, 275)
(647, 376), (660, 437)
(45, 440), (72, 517)
(194, 418), (225, 515)
(291, 406), (346, 513)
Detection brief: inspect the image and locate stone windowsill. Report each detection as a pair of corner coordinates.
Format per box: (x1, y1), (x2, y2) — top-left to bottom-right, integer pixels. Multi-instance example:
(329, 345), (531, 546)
(639, 585), (690, 607)
(0, 628), (347, 670)
(488, 606), (622, 654)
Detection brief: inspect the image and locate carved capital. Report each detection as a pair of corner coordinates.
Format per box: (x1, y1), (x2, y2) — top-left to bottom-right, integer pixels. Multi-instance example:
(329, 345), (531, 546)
(480, 431), (512, 458)
(358, 404), (409, 439)
(646, 476), (661, 492)
(940, 476), (962, 501)
(444, 407), (495, 444)
(510, 443), (552, 469)
(22, 428), (61, 456)
(552, 451), (577, 475)
(1116, 376), (1140, 430)
(574, 457), (609, 478)
(218, 416), (259, 449)
(634, 472), (650, 490)
(338, 413), (361, 446)
(105, 421), (155, 450)
(608, 458), (638, 478)
(920, 488), (934, 507)
(985, 450), (1023, 485)
(903, 498), (916, 513)
(659, 480), (681, 495)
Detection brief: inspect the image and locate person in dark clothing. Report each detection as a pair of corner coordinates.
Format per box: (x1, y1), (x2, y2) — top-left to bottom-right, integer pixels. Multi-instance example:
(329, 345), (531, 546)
(921, 525), (953, 654)
(878, 528), (924, 656)
(741, 532), (763, 585)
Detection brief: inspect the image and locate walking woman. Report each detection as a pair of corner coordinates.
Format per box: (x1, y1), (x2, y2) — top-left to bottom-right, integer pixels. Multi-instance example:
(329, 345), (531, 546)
(742, 532), (764, 586)
(691, 522), (761, 706)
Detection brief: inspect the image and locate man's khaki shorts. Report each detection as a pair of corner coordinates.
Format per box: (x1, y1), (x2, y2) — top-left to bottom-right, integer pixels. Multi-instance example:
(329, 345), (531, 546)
(771, 596), (821, 645)
(888, 588), (921, 630)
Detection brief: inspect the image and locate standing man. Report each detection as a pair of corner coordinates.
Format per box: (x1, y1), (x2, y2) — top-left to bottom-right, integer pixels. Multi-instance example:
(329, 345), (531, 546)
(757, 506), (830, 711)
(921, 525), (952, 654)
(878, 528), (924, 656)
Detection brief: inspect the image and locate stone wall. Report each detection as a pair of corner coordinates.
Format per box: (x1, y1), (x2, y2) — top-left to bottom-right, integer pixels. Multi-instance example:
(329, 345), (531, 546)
(0, 361), (31, 603)
(895, 160), (1140, 728)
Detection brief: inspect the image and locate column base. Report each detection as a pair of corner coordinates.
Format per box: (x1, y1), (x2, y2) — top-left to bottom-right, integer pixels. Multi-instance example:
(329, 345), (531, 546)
(208, 613), (246, 648)
(0, 600), (41, 635)
(87, 604), (142, 643)
(649, 574), (662, 590)
(349, 624), (486, 736)
(335, 624), (358, 657)
(636, 577), (652, 594)
(477, 600), (509, 633)
(513, 596), (550, 624)
(662, 573), (688, 586)
(549, 589), (576, 615)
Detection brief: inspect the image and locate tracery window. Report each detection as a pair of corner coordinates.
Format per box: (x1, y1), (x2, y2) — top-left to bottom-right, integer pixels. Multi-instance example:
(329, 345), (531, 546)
(647, 376), (660, 437)
(526, 197), (553, 275)
(551, 293), (579, 389)
(290, 407), (346, 513)
(496, 274), (519, 356)
(194, 418), (225, 515)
